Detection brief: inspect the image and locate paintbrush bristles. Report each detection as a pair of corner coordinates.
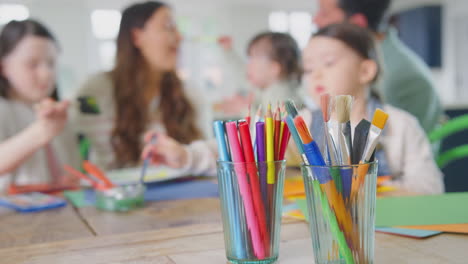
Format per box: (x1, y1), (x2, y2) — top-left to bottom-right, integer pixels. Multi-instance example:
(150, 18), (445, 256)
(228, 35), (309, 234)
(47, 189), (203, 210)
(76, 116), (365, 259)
(372, 108), (389, 130)
(294, 116), (313, 144)
(335, 95), (352, 123)
(320, 93), (331, 122)
(285, 100), (299, 118)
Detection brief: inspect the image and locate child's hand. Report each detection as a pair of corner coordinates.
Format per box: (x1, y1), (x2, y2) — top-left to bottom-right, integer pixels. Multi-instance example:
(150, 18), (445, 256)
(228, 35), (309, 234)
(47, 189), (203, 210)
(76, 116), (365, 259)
(34, 98), (70, 144)
(141, 132), (189, 169)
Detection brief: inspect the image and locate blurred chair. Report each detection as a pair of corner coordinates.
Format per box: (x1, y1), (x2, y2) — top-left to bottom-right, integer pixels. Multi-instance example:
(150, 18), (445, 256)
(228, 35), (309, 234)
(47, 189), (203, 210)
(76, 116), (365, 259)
(429, 114), (468, 168)
(429, 113), (468, 192)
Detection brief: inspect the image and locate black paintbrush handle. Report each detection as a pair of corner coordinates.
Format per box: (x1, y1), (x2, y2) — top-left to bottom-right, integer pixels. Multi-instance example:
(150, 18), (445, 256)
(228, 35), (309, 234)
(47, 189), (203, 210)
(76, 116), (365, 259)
(352, 119), (371, 165)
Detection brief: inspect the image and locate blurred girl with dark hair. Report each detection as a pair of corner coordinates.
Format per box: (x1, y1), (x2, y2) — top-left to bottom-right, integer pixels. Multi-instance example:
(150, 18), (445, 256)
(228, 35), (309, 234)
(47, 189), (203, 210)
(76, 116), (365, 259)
(0, 19), (78, 191)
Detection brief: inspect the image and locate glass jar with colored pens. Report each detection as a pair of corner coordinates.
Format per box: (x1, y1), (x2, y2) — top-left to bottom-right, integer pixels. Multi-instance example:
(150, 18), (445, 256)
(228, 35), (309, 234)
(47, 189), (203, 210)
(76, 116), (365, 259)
(285, 96), (389, 264)
(214, 104), (291, 264)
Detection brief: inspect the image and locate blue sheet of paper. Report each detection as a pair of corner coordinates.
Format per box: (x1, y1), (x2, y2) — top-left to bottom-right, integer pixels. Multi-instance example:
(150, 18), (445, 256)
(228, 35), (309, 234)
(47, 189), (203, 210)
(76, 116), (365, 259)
(65, 179), (219, 208)
(375, 227), (442, 238)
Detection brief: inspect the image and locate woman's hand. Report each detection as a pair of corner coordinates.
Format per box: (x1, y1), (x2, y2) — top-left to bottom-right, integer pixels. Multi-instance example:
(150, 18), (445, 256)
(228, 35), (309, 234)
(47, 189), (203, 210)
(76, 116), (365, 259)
(141, 132), (189, 169)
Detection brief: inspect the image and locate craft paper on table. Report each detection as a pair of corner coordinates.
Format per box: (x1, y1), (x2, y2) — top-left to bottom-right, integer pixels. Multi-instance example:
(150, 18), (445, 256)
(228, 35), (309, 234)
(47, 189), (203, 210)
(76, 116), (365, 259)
(65, 179), (219, 208)
(104, 166), (188, 185)
(296, 198), (310, 222)
(375, 227), (442, 238)
(0, 192), (67, 213)
(284, 176), (306, 197)
(294, 198), (444, 238)
(376, 192), (468, 227)
(398, 223), (468, 234)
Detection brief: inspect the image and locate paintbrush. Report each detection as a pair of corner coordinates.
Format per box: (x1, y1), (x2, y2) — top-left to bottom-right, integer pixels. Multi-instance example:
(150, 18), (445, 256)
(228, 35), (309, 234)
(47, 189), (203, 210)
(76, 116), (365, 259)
(351, 109), (389, 206)
(352, 119), (371, 165)
(333, 95), (353, 165)
(328, 95), (353, 197)
(321, 94), (337, 166)
(284, 100), (305, 156)
(362, 109), (389, 162)
(321, 94), (346, 197)
(140, 135), (157, 184)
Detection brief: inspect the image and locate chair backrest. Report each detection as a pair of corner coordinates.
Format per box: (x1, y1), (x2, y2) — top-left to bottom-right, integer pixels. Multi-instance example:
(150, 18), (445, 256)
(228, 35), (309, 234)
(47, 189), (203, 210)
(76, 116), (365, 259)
(429, 115), (468, 143)
(428, 114), (468, 169)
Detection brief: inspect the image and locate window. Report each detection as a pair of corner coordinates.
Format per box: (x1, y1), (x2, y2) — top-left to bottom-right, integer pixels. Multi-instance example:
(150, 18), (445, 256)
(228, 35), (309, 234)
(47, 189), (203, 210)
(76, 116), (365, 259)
(269, 11), (289, 33)
(268, 11), (316, 48)
(91, 10), (121, 40)
(90, 9), (121, 70)
(0, 4), (29, 25)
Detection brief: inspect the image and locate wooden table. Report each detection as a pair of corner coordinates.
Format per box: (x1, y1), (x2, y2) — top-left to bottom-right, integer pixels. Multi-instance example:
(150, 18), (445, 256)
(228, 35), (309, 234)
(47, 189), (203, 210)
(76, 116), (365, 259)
(1, 197), (467, 263)
(0, 206), (93, 249)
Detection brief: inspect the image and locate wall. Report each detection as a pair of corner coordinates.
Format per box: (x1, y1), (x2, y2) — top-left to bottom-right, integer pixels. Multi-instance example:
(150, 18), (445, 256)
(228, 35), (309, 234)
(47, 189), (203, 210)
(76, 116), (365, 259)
(392, 0), (468, 107)
(1, 0), (467, 106)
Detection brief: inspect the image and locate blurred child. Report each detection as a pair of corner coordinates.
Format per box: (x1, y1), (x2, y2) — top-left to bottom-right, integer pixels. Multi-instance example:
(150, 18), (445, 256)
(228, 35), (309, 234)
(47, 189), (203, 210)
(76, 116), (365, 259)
(216, 32), (303, 116)
(0, 20), (78, 192)
(302, 23), (443, 194)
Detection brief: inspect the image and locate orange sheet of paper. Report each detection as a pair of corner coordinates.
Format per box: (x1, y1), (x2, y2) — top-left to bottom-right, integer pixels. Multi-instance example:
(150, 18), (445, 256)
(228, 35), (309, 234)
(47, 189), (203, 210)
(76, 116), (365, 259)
(377, 175), (392, 185)
(284, 175), (394, 199)
(284, 177), (305, 197)
(398, 224), (468, 234)
(283, 209), (306, 220)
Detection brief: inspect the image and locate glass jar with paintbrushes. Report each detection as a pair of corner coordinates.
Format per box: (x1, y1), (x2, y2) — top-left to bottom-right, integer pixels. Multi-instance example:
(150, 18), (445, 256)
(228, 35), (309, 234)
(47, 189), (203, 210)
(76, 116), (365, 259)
(285, 97), (389, 264)
(214, 103), (290, 264)
(64, 160), (145, 212)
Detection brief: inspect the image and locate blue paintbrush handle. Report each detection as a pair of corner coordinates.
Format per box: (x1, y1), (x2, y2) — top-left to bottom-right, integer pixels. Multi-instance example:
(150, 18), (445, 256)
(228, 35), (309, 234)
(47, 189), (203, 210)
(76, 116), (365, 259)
(340, 167), (353, 200)
(303, 141), (332, 184)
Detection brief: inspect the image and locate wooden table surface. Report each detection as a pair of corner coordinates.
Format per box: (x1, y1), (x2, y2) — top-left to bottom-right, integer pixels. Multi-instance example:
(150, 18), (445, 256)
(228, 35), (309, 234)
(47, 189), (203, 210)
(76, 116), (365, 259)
(1, 197), (468, 263)
(0, 206), (93, 249)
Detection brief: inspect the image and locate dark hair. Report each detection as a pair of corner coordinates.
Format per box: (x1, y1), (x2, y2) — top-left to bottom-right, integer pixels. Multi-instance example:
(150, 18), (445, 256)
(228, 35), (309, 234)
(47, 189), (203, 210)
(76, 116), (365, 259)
(314, 23), (382, 99)
(0, 19), (59, 99)
(111, 1), (202, 167)
(338, 0), (391, 32)
(247, 32), (302, 83)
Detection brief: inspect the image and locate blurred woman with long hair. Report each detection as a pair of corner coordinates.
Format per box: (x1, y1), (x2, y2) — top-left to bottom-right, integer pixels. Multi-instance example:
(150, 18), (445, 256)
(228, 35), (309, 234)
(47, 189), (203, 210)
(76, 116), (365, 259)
(73, 1), (213, 173)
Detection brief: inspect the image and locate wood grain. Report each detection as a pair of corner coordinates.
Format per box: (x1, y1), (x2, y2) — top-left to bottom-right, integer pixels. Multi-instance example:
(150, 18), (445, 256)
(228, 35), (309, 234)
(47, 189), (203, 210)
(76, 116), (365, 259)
(77, 198), (223, 236)
(0, 221), (466, 263)
(0, 206), (93, 249)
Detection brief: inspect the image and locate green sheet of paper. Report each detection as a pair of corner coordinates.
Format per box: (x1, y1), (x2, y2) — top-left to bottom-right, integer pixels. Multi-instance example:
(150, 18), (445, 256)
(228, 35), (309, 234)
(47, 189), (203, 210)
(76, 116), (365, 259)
(376, 192), (468, 227)
(64, 190), (89, 208)
(296, 198), (309, 222)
